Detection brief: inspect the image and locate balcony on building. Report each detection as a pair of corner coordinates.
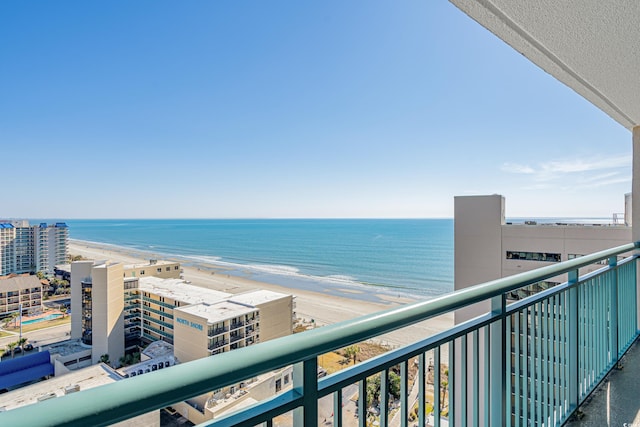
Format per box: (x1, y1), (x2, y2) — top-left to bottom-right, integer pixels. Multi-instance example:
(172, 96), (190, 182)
(3, 2), (640, 426)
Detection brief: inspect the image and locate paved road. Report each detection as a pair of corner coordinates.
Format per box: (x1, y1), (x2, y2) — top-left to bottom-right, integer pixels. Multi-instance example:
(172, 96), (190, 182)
(0, 323), (71, 357)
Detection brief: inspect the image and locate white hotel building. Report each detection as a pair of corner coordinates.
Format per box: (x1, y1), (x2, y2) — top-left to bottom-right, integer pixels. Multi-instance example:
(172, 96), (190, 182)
(0, 221), (69, 276)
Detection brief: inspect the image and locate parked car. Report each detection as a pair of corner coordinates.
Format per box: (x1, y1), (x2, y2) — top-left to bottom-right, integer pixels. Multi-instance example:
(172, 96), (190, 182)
(23, 343), (34, 351)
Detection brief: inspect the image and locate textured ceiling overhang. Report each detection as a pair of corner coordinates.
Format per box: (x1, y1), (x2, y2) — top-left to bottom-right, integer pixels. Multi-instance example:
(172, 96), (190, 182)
(450, 0), (640, 130)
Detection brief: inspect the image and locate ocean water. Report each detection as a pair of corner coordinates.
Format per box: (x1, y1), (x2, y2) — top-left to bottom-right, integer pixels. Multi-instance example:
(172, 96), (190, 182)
(66, 219), (454, 300)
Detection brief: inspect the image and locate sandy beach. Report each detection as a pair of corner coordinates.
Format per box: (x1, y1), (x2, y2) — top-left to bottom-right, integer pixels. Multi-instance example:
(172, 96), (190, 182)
(68, 241), (453, 348)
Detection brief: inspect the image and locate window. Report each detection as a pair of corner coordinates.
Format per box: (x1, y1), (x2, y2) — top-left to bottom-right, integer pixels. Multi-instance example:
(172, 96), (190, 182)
(140, 270), (145, 275)
(506, 251), (561, 262)
(174, 266), (179, 270)
(157, 268), (162, 273)
(166, 267), (170, 272)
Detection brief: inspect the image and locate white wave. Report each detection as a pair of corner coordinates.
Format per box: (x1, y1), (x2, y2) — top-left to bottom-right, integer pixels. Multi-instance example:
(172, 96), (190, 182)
(183, 255), (223, 264)
(324, 274), (359, 285)
(246, 264), (301, 275)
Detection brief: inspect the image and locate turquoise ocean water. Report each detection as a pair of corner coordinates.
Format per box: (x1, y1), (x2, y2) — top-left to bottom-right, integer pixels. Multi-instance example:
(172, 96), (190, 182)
(66, 219), (454, 300)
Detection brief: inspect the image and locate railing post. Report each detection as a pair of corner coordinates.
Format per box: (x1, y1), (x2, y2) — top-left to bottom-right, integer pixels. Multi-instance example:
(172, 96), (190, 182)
(609, 256), (619, 362)
(419, 353), (426, 427)
(489, 295), (505, 426)
(293, 358), (318, 426)
(568, 269), (579, 412)
(380, 369), (388, 427)
(333, 388), (342, 427)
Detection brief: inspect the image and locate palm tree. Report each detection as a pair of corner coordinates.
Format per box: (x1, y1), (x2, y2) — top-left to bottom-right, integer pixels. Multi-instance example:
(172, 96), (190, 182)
(5, 312), (18, 329)
(18, 337), (27, 350)
(344, 345), (360, 365)
(6, 342), (17, 359)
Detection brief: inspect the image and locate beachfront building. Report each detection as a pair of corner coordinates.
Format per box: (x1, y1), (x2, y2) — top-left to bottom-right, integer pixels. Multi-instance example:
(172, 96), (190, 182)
(0, 220), (69, 276)
(454, 194), (633, 424)
(0, 224), (15, 276)
(71, 261), (125, 365)
(71, 260), (293, 366)
(68, 260), (293, 425)
(123, 277), (293, 358)
(123, 259), (182, 280)
(0, 274), (43, 318)
(454, 194), (632, 322)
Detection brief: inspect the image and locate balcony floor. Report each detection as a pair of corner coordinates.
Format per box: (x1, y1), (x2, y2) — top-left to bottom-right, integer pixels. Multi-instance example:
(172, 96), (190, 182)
(567, 338), (640, 427)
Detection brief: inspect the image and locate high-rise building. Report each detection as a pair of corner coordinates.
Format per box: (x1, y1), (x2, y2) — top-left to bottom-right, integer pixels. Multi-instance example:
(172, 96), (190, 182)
(0, 220), (68, 275)
(0, 224), (16, 276)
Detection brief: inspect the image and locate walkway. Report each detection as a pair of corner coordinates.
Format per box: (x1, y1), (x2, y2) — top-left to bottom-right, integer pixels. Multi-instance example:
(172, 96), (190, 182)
(567, 338), (640, 427)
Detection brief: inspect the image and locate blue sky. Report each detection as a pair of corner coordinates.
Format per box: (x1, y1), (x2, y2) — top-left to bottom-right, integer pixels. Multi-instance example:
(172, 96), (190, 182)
(0, 1), (631, 219)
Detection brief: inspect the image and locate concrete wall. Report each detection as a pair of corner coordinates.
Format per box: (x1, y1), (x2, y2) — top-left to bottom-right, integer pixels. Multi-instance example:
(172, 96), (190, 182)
(90, 263), (124, 365)
(454, 195), (505, 323)
(124, 262), (181, 279)
(502, 224), (631, 281)
(254, 296), (293, 342)
(173, 310), (208, 363)
(455, 194), (632, 324)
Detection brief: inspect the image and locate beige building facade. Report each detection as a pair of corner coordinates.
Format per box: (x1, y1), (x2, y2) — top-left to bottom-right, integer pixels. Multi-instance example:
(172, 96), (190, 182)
(0, 274), (43, 317)
(71, 260), (293, 369)
(71, 261), (125, 365)
(454, 195), (632, 322)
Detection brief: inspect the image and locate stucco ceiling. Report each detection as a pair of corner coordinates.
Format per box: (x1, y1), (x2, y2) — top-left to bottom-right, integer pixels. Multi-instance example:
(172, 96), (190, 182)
(450, 0), (640, 130)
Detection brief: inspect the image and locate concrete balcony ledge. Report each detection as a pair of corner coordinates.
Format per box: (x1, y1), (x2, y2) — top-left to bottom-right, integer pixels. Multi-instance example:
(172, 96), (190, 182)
(567, 337), (640, 427)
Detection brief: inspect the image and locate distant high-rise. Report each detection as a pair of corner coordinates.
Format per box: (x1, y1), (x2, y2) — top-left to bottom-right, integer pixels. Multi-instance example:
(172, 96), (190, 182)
(0, 220), (68, 275)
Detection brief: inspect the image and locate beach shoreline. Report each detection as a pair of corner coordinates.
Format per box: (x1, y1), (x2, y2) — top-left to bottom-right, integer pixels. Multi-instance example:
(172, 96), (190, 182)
(68, 239), (453, 347)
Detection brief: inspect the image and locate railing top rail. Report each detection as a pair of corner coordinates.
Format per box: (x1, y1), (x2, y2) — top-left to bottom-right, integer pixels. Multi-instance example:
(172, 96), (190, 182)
(1, 242), (637, 427)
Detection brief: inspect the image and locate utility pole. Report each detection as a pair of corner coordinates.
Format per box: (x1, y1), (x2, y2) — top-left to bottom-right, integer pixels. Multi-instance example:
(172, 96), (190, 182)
(19, 302), (22, 344)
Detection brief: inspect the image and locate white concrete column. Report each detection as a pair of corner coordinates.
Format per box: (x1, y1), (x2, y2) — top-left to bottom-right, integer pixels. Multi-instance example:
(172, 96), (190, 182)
(633, 126), (640, 241)
(633, 126), (640, 330)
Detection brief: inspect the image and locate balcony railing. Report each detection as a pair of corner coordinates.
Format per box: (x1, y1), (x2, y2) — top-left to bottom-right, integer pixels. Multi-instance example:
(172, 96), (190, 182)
(1, 243), (638, 427)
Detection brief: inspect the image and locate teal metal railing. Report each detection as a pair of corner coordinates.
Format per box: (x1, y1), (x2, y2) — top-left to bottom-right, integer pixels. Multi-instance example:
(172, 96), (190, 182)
(1, 243), (638, 427)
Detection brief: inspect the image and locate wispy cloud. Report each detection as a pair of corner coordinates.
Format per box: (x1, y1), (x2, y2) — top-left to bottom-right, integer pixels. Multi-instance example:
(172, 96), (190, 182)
(501, 154), (631, 190)
(501, 163), (535, 174)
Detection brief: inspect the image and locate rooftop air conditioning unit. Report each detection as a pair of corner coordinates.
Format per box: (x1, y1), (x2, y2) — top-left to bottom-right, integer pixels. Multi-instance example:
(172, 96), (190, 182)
(64, 384), (80, 394)
(37, 393), (57, 402)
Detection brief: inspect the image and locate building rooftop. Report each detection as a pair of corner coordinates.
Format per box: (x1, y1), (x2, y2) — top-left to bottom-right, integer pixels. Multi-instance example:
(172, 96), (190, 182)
(141, 340), (174, 360)
(44, 340), (90, 357)
(0, 364), (120, 412)
(124, 259), (179, 270)
(176, 301), (257, 324)
(138, 277), (232, 305)
(229, 289), (291, 307)
(117, 354), (177, 377)
(0, 274), (41, 289)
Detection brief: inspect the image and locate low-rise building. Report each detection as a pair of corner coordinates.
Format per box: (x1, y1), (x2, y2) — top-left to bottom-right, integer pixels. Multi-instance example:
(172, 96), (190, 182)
(0, 274), (43, 317)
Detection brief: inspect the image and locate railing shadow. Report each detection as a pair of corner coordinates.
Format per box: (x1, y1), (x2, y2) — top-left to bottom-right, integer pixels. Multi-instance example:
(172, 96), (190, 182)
(567, 338), (640, 426)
